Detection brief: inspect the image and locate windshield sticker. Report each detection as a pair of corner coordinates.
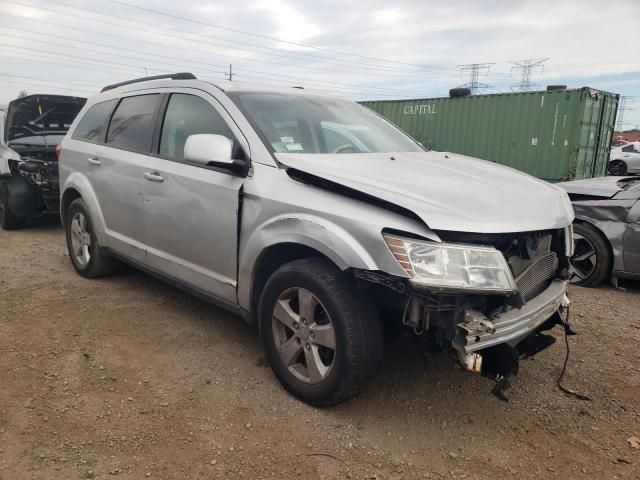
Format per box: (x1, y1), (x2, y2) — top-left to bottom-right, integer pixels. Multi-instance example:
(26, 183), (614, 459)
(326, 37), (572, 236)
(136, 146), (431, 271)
(284, 143), (304, 152)
(280, 136), (295, 143)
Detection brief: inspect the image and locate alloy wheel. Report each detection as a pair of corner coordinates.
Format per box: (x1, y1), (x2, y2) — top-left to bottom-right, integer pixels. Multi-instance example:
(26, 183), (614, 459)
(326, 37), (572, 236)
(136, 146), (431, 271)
(609, 161), (627, 176)
(271, 287), (336, 384)
(70, 212), (91, 267)
(570, 232), (597, 283)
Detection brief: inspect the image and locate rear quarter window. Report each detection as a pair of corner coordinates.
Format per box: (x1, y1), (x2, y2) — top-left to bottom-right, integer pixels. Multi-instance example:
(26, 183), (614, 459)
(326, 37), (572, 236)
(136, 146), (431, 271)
(71, 99), (118, 143)
(106, 94), (160, 153)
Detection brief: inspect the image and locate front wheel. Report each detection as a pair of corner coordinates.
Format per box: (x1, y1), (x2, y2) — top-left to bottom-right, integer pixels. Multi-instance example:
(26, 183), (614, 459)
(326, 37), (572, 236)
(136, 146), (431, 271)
(608, 160), (627, 176)
(0, 196), (25, 230)
(570, 223), (611, 287)
(259, 258), (383, 406)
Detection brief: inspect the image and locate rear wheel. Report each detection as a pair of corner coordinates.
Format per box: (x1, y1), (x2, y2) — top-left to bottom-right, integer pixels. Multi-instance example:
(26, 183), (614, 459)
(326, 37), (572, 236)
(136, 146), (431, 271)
(570, 223), (611, 287)
(65, 198), (117, 278)
(0, 197), (25, 230)
(608, 160), (627, 176)
(259, 258), (383, 406)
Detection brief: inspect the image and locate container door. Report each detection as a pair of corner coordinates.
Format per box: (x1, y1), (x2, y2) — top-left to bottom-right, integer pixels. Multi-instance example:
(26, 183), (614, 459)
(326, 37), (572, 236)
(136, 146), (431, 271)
(591, 94), (618, 178)
(532, 91), (575, 181)
(576, 91), (604, 179)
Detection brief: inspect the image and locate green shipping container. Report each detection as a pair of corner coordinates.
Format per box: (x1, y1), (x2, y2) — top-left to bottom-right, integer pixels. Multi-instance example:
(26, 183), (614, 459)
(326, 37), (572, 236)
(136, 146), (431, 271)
(360, 87), (619, 181)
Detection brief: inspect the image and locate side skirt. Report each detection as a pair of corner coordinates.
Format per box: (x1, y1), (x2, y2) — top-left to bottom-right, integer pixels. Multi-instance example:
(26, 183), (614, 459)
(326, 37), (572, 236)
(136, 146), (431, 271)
(106, 249), (251, 323)
(613, 270), (640, 281)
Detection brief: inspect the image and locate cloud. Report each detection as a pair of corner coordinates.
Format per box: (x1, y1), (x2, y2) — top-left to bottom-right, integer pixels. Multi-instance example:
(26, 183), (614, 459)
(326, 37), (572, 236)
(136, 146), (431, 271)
(0, 0), (638, 125)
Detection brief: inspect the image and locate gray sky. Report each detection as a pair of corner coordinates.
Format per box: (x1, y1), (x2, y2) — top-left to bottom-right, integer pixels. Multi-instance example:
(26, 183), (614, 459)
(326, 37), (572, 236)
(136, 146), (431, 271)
(1, 0), (639, 128)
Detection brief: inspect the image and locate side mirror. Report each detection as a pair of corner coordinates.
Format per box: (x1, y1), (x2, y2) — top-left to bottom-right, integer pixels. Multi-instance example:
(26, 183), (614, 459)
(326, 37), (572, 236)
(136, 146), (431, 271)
(184, 134), (234, 166)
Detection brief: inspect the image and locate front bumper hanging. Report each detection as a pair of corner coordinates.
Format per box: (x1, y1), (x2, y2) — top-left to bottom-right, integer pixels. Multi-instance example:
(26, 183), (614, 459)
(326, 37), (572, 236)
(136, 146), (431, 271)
(453, 279), (569, 354)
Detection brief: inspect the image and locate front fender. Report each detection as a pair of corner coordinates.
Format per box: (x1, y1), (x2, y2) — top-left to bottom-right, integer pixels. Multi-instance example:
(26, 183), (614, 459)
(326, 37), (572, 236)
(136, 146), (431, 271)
(61, 172), (108, 245)
(237, 214), (391, 310)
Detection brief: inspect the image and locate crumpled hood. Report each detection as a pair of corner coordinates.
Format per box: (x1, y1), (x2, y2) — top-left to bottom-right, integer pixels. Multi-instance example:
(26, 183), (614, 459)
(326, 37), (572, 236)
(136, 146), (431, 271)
(277, 151), (574, 233)
(558, 176), (639, 199)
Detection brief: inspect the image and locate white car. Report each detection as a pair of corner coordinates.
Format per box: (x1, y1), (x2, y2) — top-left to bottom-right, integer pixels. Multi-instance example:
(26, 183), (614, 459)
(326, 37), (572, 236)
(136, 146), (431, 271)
(609, 141), (640, 175)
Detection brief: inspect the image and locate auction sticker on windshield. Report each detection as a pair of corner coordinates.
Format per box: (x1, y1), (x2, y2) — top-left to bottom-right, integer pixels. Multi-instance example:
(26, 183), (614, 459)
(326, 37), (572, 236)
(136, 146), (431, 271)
(285, 143), (304, 152)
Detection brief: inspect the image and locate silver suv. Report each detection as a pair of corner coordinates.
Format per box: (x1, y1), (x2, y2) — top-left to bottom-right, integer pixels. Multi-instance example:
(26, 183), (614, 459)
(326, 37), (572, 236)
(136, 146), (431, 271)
(59, 73), (575, 406)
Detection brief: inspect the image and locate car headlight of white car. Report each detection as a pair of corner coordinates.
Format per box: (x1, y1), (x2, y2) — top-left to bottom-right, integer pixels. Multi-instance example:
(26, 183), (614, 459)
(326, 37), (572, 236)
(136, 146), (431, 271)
(383, 234), (517, 293)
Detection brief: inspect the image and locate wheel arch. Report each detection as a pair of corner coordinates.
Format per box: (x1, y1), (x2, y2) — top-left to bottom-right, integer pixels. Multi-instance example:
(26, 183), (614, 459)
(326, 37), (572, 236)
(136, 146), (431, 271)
(60, 173), (108, 244)
(60, 188), (81, 225)
(247, 242), (334, 326)
(238, 215), (382, 324)
(573, 218), (614, 274)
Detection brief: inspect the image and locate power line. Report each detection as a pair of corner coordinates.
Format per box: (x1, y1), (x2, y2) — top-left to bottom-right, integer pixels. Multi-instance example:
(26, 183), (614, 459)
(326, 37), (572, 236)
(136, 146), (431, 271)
(210, 74), (432, 98)
(0, 17), (442, 95)
(0, 30), (224, 75)
(0, 43), (168, 77)
(1, 0), (455, 78)
(0, 75), (96, 94)
(0, 45), (419, 100)
(0, 72), (99, 89)
(509, 58), (549, 92)
(457, 63), (494, 94)
(0, 29), (440, 97)
(104, 0), (455, 71)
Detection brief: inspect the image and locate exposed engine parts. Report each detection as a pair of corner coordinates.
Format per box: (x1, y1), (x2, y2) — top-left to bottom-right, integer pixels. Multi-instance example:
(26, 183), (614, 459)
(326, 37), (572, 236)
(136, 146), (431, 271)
(6, 157), (60, 214)
(353, 226), (573, 402)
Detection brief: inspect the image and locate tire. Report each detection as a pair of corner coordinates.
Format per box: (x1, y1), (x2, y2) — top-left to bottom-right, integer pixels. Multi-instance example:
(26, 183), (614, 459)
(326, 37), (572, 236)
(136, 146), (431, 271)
(0, 196), (26, 230)
(65, 198), (117, 278)
(608, 160), (627, 176)
(259, 258), (384, 406)
(570, 223), (611, 287)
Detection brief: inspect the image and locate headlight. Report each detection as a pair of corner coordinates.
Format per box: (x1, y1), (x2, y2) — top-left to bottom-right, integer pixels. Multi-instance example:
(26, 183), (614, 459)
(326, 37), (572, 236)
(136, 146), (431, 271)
(383, 234), (517, 293)
(564, 224), (574, 257)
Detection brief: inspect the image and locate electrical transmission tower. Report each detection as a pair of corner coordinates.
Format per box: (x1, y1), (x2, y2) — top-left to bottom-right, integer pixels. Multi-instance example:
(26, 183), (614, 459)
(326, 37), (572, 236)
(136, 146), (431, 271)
(457, 63), (494, 94)
(225, 64), (234, 82)
(615, 96), (635, 131)
(509, 58), (549, 92)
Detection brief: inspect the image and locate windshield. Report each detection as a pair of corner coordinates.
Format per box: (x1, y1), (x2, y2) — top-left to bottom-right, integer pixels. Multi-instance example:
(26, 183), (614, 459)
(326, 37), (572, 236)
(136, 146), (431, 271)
(229, 92), (422, 154)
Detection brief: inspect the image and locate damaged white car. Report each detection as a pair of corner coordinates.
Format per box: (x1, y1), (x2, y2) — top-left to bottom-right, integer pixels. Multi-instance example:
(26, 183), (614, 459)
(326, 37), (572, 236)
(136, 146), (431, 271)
(0, 94), (86, 229)
(59, 74), (575, 406)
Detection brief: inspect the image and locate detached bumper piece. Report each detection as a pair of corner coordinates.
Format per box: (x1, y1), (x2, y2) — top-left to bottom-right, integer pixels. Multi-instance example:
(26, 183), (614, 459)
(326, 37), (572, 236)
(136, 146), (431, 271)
(453, 279), (568, 354)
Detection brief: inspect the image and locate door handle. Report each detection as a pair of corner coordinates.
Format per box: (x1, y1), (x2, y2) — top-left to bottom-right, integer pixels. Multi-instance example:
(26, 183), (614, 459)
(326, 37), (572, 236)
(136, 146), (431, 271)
(144, 171), (164, 183)
(87, 157), (101, 166)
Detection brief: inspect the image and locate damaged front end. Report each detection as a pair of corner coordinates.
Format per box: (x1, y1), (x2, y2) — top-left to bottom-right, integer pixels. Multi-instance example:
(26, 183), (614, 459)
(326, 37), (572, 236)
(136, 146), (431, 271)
(356, 227), (573, 390)
(1, 94), (86, 221)
(1, 156), (61, 215)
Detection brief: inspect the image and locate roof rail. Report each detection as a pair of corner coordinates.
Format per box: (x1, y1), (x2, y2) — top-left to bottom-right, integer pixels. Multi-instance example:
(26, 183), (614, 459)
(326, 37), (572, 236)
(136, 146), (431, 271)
(101, 72), (197, 93)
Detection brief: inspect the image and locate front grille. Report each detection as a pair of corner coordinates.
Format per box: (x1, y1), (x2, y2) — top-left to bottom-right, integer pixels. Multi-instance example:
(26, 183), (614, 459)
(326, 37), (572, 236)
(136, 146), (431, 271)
(515, 252), (558, 302)
(508, 233), (552, 277)
(434, 229), (561, 302)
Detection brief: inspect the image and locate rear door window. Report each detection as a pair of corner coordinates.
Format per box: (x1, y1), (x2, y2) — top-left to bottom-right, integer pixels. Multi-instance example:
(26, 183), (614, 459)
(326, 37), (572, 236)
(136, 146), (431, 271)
(106, 94), (160, 153)
(71, 99), (117, 143)
(159, 93), (234, 160)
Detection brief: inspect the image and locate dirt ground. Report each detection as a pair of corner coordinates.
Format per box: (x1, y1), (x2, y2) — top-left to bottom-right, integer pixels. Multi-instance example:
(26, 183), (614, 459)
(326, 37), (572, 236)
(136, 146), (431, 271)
(1, 220), (639, 480)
